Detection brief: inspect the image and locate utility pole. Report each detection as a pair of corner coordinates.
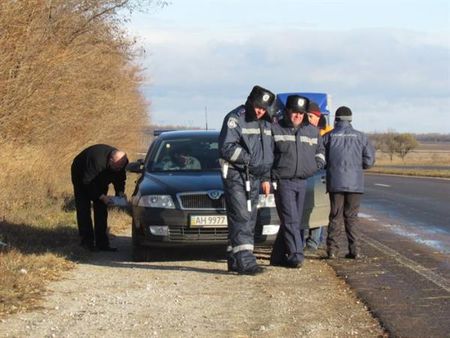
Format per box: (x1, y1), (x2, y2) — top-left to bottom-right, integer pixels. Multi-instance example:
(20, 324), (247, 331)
(205, 106), (208, 130)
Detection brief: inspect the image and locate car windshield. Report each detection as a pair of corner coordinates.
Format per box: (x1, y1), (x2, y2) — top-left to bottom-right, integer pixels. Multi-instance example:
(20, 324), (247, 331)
(148, 136), (221, 172)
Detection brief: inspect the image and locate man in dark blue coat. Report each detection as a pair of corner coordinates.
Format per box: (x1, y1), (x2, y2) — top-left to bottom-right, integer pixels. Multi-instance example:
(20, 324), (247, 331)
(270, 95), (325, 268)
(323, 106), (375, 259)
(71, 144), (128, 251)
(219, 85), (275, 275)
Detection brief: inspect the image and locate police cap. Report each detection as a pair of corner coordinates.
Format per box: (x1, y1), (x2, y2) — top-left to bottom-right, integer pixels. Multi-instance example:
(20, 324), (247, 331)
(247, 85), (275, 110)
(285, 95), (309, 113)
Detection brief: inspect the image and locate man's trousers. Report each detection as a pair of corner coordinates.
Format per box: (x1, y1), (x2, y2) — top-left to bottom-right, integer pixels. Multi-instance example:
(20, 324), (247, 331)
(327, 192), (362, 255)
(271, 178), (307, 266)
(223, 169), (260, 272)
(73, 184), (109, 247)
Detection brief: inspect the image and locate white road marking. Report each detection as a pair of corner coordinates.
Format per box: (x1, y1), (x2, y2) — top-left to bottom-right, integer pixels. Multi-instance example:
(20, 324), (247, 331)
(374, 183), (391, 187)
(358, 213), (378, 222)
(361, 234), (450, 293)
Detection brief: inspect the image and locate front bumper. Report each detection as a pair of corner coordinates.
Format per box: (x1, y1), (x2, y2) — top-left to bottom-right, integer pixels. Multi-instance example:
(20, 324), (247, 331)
(132, 206), (280, 247)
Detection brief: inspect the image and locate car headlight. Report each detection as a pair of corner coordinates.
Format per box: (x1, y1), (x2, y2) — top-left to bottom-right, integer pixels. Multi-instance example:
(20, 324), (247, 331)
(256, 194), (276, 208)
(138, 195), (175, 209)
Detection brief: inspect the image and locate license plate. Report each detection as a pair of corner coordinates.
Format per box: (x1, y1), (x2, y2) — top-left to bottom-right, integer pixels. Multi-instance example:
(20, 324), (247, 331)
(190, 215), (228, 228)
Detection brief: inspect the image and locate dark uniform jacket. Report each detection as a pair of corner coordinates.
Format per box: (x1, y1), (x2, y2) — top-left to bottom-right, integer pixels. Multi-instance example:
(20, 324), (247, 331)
(71, 144), (126, 200)
(322, 121), (375, 193)
(271, 117), (325, 180)
(219, 105), (273, 181)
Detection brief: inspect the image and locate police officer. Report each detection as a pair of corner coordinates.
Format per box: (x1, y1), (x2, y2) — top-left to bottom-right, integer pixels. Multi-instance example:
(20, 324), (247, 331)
(270, 95), (325, 268)
(219, 85), (275, 275)
(323, 106), (375, 259)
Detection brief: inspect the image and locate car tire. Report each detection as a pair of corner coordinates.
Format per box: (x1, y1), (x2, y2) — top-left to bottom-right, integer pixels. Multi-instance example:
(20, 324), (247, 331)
(131, 221), (151, 262)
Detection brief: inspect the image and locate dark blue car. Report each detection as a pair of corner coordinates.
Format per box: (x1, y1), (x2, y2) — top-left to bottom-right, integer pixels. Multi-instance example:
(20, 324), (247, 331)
(128, 128), (329, 261)
(127, 130), (280, 260)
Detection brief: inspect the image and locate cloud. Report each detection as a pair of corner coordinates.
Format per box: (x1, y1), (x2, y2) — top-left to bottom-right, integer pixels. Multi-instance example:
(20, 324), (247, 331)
(137, 26), (450, 132)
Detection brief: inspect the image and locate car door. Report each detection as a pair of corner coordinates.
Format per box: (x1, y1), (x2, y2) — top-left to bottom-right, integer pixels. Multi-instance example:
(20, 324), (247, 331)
(301, 170), (329, 228)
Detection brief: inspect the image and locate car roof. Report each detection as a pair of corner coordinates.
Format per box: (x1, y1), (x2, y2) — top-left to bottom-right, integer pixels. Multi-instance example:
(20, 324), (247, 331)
(156, 129), (219, 140)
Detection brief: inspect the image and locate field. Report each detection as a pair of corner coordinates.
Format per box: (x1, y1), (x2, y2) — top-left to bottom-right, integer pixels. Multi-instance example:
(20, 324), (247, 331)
(370, 142), (450, 178)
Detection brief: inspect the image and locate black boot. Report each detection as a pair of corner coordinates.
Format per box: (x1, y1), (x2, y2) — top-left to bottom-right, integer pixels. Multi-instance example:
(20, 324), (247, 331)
(238, 265), (265, 275)
(227, 255), (238, 272)
(236, 250), (265, 275)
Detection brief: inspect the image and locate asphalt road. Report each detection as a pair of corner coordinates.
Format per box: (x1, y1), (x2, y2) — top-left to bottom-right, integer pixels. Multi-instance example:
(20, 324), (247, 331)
(326, 173), (450, 337)
(363, 174), (450, 234)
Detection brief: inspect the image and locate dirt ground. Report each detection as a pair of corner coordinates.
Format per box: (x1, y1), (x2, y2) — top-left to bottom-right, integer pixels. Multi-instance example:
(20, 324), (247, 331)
(0, 233), (386, 338)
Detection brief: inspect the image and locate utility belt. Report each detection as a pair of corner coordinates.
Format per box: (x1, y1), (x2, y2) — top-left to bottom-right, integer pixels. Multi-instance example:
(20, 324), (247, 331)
(220, 160), (256, 212)
(219, 160), (246, 179)
(220, 159), (266, 180)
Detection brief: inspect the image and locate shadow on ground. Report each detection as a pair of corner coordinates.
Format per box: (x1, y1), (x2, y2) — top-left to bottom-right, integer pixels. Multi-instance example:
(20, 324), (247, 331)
(82, 234), (230, 274)
(0, 220), (82, 258)
(82, 235), (290, 276)
(0, 220), (327, 275)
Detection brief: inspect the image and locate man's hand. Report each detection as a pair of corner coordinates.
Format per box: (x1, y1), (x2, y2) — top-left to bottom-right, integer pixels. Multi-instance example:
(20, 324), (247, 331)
(261, 181), (271, 197)
(99, 194), (112, 205)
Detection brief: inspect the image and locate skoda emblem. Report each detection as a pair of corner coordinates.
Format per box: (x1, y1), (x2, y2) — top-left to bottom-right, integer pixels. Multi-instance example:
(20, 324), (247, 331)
(262, 93), (270, 102)
(208, 190), (223, 200)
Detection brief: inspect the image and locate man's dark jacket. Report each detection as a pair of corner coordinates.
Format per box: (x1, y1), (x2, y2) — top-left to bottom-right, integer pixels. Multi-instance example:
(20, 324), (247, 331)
(271, 117), (325, 180)
(322, 121), (375, 193)
(71, 144), (126, 200)
(219, 105), (273, 180)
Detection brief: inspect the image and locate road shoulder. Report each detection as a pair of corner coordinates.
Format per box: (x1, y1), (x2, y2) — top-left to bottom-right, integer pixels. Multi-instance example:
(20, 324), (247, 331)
(0, 234), (385, 337)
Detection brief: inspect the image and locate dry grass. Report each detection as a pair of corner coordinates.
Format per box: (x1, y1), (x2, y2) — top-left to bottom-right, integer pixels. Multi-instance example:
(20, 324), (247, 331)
(375, 142), (450, 166)
(368, 167), (450, 178)
(372, 142), (450, 178)
(0, 250), (74, 316)
(0, 1), (153, 317)
(0, 203), (133, 316)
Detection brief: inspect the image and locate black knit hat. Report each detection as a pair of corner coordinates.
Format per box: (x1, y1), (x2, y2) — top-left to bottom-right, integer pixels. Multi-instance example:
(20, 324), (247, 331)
(285, 95), (309, 113)
(335, 106), (352, 121)
(247, 85), (275, 110)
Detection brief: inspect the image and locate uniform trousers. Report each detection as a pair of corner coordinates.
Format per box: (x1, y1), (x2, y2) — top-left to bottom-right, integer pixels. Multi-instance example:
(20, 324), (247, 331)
(223, 169), (260, 271)
(271, 178), (307, 266)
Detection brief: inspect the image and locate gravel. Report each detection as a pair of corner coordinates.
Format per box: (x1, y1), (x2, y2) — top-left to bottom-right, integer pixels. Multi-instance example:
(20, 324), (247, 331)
(0, 235), (385, 337)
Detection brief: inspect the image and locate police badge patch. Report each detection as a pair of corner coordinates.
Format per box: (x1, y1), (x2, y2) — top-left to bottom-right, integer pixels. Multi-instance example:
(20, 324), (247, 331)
(227, 117), (238, 129)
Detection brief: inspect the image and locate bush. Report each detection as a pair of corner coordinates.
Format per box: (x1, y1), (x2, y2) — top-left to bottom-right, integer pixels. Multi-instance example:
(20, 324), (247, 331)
(0, 0), (151, 214)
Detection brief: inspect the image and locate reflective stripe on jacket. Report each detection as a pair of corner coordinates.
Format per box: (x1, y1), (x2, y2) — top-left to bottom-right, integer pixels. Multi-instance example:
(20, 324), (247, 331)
(271, 118), (325, 180)
(219, 105), (273, 180)
(323, 121), (375, 193)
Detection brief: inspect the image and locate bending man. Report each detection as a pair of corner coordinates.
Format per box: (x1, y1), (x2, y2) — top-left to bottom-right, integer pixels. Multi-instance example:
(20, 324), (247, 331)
(71, 144), (128, 251)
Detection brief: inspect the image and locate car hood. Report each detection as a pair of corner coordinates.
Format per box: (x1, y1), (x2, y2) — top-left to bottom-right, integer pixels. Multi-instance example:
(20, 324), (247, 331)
(138, 171), (223, 195)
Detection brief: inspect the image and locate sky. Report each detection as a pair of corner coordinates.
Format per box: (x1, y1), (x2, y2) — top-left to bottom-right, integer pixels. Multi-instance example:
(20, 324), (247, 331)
(126, 0), (450, 133)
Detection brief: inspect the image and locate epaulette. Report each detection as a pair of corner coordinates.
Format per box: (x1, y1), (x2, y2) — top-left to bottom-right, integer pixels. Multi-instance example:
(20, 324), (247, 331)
(236, 107), (246, 116)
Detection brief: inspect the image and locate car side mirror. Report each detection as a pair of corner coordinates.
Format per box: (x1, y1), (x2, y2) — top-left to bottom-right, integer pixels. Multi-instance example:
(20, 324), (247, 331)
(126, 159), (144, 173)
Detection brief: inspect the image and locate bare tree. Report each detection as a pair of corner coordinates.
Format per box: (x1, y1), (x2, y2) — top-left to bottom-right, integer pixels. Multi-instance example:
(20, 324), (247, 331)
(381, 131), (397, 162)
(394, 133), (419, 161)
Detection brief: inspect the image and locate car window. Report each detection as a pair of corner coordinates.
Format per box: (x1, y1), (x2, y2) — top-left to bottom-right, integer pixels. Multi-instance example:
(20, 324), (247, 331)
(148, 136), (220, 172)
